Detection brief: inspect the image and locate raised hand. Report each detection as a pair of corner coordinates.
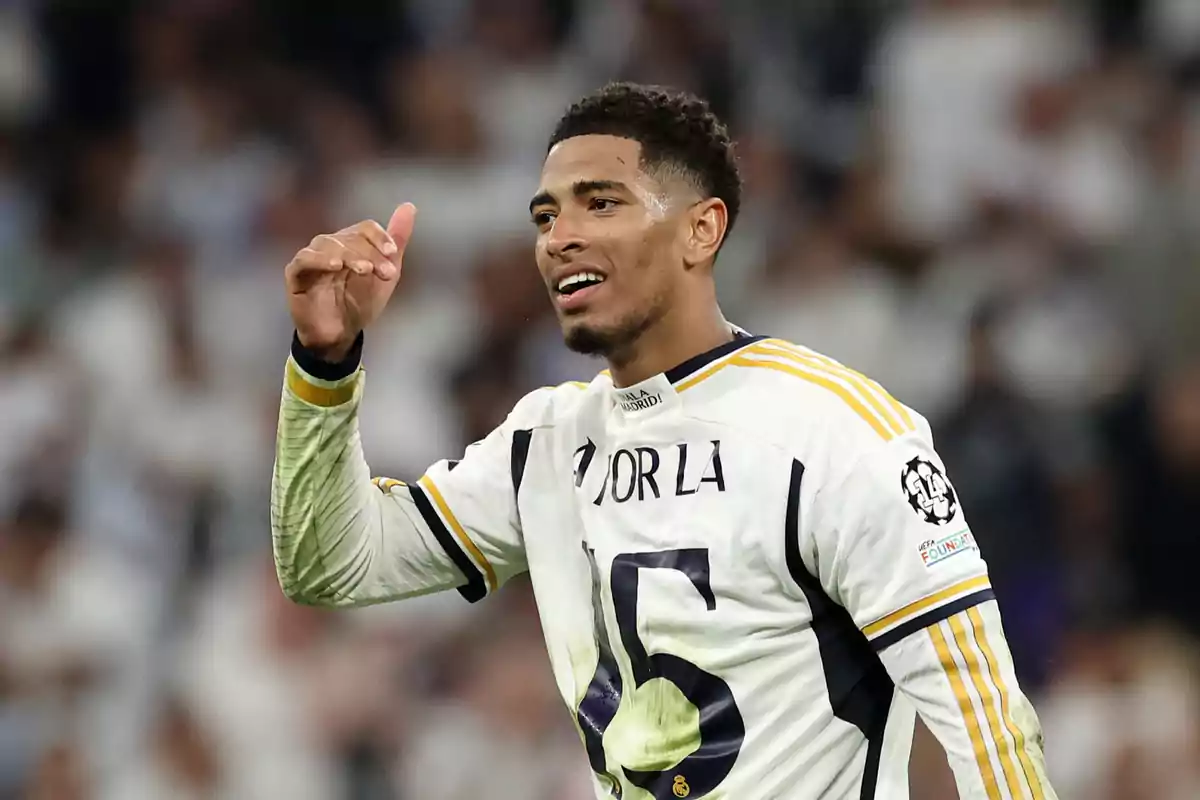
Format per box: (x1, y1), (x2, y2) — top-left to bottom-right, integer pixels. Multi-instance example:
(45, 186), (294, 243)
(285, 203), (417, 362)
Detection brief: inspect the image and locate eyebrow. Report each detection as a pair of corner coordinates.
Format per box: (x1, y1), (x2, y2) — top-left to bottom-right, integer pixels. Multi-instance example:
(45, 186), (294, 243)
(528, 180), (630, 215)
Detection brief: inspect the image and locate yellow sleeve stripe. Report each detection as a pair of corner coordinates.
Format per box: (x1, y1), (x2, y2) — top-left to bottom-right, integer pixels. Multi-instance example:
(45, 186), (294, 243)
(285, 359), (359, 407)
(760, 340), (915, 432)
(930, 623), (1002, 800)
(862, 575), (992, 637)
(417, 476), (498, 593)
(731, 350), (895, 440)
(371, 477), (406, 493)
(969, 607), (1046, 800)
(951, 613), (1026, 799)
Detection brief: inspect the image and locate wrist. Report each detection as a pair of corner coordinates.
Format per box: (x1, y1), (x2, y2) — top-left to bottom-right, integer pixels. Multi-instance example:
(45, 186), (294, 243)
(310, 340), (354, 363)
(291, 330), (364, 381)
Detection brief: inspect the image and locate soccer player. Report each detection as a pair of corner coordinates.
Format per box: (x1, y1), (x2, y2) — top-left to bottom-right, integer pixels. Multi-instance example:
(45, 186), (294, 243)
(273, 83), (1058, 799)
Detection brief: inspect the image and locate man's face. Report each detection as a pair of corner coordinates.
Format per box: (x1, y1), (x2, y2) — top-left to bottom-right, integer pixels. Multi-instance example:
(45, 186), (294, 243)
(530, 135), (685, 357)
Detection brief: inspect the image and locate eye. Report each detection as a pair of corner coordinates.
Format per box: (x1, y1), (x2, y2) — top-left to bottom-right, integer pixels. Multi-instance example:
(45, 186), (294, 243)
(532, 210), (556, 228)
(589, 197), (619, 212)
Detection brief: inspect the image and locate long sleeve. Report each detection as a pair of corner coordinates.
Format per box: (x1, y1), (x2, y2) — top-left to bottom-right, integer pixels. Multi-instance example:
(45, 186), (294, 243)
(271, 335), (528, 608)
(877, 600), (1055, 799)
(799, 415), (1058, 798)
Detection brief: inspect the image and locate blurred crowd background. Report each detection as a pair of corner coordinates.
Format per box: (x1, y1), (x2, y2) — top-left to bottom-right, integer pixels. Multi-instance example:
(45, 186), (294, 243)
(1, 0), (1199, 798)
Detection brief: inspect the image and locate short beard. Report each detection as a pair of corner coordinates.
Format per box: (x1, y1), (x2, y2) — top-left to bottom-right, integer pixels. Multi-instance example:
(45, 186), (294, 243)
(563, 324), (620, 356)
(562, 305), (663, 363)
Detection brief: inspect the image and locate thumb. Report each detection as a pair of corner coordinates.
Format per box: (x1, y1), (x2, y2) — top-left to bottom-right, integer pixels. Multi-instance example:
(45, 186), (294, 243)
(386, 203), (417, 250)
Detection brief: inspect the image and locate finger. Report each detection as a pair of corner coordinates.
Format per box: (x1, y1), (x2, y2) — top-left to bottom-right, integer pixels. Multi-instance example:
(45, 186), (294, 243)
(386, 203), (417, 250)
(286, 247), (345, 284)
(309, 234), (348, 261)
(337, 233), (397, 278)
(311, 233), (375, 276)
(354, 219), (398, 258)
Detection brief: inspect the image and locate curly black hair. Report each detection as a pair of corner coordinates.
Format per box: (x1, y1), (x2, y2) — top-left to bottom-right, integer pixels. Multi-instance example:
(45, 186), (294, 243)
(548, 82), (742, 241)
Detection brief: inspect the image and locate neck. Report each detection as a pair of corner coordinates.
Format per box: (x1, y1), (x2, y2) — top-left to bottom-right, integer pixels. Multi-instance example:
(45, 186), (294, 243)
(607, 299), (732, 388)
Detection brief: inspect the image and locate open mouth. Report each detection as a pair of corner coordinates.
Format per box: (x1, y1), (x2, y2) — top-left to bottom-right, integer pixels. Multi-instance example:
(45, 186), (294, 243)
(556, 271), (607, 296)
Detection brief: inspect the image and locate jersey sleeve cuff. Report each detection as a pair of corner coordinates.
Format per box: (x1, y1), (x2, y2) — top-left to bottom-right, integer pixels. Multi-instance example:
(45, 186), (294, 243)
(285, 332), (364, 408)
(291, 330), (364, 381)
(863, 576), (995, 653)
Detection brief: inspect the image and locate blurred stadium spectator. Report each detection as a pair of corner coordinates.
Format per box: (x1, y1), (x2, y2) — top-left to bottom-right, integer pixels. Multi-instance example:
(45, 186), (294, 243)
(1, 1), (1198, 798)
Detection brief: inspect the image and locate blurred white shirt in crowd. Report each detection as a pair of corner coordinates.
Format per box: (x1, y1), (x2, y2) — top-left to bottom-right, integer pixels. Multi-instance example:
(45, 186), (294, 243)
(874, 2), (1087, 242)
(174, 560), (342, 800)
(0, 533), (160, 786)
(339, 160), (534, 287)
(0, 2), (45, 125)
(1038, 628), (1200, 800)
(128, 95), (287, 274)
(0, 352), (79, 515)
(357, 283), (481, 478)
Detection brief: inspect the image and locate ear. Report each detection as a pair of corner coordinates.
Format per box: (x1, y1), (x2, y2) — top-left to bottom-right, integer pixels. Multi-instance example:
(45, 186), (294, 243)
(681, 197), (728, 268)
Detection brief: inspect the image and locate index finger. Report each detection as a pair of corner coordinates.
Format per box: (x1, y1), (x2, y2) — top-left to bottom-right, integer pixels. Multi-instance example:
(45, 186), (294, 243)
(353, 219), (398, 257)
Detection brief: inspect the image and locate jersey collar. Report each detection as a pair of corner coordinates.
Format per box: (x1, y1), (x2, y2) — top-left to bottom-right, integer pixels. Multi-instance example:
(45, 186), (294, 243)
(610, 328), (765, 419)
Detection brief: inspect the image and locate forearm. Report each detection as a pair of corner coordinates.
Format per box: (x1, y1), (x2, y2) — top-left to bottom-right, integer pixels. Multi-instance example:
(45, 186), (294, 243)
(271, 351), (466, 607)
(878, 601), (1057, 799)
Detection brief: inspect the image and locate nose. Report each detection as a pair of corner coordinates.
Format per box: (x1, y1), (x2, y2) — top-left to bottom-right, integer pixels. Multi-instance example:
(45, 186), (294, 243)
(546, 215), (587, 261)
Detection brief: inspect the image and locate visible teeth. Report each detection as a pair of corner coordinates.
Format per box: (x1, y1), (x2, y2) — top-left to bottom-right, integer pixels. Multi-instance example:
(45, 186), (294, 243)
(557, 272), (605, 292)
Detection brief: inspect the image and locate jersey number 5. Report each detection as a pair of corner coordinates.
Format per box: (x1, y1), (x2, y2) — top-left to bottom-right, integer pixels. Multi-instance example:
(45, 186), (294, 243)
(576, 547), (746, 799)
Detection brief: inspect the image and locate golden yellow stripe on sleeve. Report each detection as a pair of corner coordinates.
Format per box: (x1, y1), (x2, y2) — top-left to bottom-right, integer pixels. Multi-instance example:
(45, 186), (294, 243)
(862, 575), (991, 638)
(931, 623), (1002, 800)
(970, 607), (1045, 800)
(732, 353), (894, 440)
(418, 476), (498, 593)
(372, 477), (405, 493)
(764, 340), (914, 433)
(758, 342), (906, 437)
(285, 360), (358, 407)
(952, 614), (1024, 799)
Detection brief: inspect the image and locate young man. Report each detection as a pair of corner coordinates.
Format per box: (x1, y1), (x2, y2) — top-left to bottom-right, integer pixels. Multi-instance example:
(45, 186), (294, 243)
(273, 83), (1057, 799)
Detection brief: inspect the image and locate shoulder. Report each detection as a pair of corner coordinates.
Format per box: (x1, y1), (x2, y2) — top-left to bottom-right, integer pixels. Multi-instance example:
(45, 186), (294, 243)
(699, 337), (931, 468)
(503, 371), (611, 430)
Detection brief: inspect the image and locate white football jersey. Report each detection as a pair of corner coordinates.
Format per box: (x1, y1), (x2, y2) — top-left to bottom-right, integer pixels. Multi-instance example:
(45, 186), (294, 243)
(273, 331), (1058, 800)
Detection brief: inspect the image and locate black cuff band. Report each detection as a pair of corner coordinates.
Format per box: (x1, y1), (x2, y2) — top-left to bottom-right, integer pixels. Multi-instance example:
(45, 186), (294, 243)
(291, 331), (364, 381)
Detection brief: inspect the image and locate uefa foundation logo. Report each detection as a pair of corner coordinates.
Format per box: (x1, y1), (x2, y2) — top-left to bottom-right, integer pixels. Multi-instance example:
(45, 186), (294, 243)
(901, 456), (958, 525)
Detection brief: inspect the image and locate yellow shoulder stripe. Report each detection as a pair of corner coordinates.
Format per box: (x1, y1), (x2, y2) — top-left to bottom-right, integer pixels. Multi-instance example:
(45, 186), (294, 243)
(863, 575), (991, 637)
(669, 339), (916, 444)
(760, 340), (915, 432)
(675, 358), (734, 393)
(751, 343), (905, 436)
(418, 476), (498, 593)
(931, 622), (1003, 800)
(286, 359), (359, 407)
(732, 350), (894, 439)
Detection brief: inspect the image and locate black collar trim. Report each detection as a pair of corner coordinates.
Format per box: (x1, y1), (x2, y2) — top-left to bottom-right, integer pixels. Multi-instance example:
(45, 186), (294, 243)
(664, 330), (765, 385)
